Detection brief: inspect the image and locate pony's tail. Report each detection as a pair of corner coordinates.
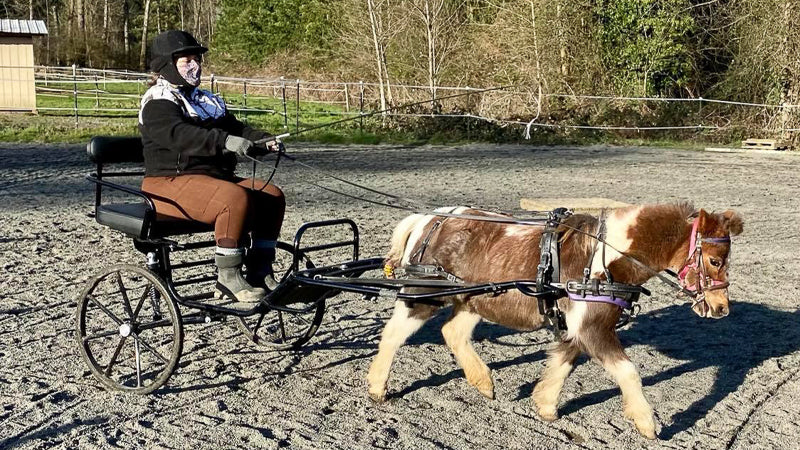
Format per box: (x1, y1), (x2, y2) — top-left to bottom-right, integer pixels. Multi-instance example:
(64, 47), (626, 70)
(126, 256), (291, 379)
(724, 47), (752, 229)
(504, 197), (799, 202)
(385, 213), (429, 267)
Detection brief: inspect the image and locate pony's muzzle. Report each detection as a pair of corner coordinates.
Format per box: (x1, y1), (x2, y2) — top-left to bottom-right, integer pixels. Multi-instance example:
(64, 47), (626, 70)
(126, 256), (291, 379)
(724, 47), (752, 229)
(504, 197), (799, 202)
(710, 304), (729, 319)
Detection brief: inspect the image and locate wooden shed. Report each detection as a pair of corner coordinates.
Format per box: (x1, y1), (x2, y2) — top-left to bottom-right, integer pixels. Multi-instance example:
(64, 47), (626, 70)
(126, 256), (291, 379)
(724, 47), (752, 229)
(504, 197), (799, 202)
(0, 19), (48, 112)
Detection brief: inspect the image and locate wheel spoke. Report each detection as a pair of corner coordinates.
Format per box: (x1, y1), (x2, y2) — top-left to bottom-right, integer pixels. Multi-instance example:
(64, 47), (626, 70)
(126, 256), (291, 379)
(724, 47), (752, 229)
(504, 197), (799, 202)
(134, 339), (142, 388)
(251, 313), (266, 337)
(137, 318), (174, 332)
(83, 329), (120, 343)
(131, 284), (151, 322)
(115, 271), (135, 320)
(277, 311), (287, 343)
(294, 315), (310, 326)
(104, 336), (127, 377)
(132, 332), (169, 365)
(87, 294), (123, 325)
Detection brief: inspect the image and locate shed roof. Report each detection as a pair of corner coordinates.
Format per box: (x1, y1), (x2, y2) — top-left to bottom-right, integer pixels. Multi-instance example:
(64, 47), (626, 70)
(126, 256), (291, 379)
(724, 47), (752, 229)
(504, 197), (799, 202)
(0, 19), (48, 36)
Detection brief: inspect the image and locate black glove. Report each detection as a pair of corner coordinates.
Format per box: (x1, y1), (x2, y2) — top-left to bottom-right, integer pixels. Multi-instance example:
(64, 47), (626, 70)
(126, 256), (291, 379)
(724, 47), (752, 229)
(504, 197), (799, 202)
(223, 135), (254, 156)
(263, 139), (285, 154)
(248, 139), (285, 157)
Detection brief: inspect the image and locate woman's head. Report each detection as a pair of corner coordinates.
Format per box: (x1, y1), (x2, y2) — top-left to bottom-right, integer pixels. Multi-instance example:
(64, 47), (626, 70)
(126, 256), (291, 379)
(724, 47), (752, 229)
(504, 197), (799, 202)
(149, 30), (208, 88)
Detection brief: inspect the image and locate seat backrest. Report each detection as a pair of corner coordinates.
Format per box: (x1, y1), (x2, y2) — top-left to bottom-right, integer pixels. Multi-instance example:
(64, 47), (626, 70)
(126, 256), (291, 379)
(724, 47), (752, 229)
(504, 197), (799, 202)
(87, 136), (144, 165)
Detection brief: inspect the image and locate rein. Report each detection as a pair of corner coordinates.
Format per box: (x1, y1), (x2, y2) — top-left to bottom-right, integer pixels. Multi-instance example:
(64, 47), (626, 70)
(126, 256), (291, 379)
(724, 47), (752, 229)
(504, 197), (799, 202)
(245, 141), (729, 326)
(251, 84), (519, 147)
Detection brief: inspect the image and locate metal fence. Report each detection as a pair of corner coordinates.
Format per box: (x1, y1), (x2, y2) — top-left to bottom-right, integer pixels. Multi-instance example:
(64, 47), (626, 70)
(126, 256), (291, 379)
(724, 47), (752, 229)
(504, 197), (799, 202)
(5, 65), (800, 136)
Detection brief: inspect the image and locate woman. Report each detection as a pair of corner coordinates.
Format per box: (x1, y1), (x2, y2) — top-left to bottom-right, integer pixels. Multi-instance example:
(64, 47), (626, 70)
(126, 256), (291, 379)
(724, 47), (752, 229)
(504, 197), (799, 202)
(139, 30), (282, 303)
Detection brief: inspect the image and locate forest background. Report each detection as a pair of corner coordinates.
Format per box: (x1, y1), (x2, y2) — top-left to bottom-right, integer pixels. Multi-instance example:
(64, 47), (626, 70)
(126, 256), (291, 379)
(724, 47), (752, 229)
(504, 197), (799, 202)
(4, 0), (800, 145)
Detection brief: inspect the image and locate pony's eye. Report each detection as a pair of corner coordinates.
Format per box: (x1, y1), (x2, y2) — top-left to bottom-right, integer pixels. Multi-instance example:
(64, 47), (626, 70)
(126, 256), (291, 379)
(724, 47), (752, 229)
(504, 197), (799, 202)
(710, 258), (722, 267)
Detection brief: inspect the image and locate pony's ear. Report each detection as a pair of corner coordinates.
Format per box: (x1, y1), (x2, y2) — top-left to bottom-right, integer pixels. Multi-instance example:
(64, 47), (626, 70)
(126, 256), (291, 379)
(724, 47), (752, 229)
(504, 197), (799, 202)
(697, 209), (723, 236)
(721, 210), (744, 236)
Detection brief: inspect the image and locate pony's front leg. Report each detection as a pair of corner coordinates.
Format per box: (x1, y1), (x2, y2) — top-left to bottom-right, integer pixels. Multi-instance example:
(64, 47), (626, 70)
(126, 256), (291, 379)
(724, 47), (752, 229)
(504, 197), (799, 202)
(367, 300), (436, 402)
(585, 331), (656, 440)
(532, 340), (580, 421)
(441, 306), (494, 399)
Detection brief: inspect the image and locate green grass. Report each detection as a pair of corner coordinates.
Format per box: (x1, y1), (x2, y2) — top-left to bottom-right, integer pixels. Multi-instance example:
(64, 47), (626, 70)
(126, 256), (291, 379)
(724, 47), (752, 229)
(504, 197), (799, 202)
(0, 81), (750, 148)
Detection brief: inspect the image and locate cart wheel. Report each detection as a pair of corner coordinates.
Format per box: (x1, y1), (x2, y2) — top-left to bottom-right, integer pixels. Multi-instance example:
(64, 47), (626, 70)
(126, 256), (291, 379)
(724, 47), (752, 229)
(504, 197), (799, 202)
(237, 242), (326, 350)
(76, 264), (183, 394)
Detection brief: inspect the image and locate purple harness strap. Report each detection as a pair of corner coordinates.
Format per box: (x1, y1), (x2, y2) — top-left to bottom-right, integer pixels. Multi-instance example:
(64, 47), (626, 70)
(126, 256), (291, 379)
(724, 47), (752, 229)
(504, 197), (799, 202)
(567, 291), (632, 309)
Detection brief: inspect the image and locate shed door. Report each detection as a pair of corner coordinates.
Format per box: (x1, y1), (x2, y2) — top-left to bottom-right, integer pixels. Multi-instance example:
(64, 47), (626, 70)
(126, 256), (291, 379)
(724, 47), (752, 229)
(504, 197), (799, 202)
(0, 38), (36, 111)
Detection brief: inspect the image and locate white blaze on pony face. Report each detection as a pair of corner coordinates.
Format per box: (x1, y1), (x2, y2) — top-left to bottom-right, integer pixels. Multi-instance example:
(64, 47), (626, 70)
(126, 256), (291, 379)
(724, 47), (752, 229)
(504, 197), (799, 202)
(565, 207), (642, 340)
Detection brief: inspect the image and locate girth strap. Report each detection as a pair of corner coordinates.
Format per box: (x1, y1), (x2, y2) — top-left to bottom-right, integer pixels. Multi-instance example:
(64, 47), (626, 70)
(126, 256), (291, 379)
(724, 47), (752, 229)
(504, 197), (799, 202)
(536, 208), (571, 333)
(565, 280), (650, 309)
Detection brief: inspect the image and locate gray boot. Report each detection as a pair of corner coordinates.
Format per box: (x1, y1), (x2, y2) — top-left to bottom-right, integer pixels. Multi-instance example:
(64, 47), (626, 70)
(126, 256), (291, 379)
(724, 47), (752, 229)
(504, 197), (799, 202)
(214, 249), (266, 303)
(245, 241), (279, 291)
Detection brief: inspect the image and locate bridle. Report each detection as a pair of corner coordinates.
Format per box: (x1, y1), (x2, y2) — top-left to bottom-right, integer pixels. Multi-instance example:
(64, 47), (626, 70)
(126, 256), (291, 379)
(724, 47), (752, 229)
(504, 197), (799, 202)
(677, 219), (731, 311)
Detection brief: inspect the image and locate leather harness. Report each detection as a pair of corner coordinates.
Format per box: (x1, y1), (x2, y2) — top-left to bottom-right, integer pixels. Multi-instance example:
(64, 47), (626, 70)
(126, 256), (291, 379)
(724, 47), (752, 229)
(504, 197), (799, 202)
(398, 208), (650, 335)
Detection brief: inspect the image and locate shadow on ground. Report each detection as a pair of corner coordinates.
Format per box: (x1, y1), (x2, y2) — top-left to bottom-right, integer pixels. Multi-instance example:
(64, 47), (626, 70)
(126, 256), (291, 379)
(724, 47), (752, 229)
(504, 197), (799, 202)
(559, 302), (800, 439)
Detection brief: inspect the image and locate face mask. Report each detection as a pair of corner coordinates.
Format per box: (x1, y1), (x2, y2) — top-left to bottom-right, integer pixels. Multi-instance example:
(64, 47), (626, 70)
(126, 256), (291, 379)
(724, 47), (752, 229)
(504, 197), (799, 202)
(178, 59), (202, 87)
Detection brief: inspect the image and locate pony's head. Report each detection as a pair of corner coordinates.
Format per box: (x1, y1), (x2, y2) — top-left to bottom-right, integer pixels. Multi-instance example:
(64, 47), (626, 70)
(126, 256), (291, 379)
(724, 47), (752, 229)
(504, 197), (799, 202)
(680, 209), (744, 319)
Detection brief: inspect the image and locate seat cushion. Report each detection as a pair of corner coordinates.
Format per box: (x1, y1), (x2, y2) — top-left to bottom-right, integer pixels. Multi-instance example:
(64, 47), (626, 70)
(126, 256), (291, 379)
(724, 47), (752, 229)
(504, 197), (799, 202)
(96, 203), (213, 238)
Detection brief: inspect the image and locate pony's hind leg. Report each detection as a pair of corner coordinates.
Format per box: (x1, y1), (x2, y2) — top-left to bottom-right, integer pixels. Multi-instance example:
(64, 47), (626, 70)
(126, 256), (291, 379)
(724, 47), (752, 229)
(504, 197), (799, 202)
(441, 305), (494, 399)
(532, 340), (580, 421)
(367, 300), (438, 402)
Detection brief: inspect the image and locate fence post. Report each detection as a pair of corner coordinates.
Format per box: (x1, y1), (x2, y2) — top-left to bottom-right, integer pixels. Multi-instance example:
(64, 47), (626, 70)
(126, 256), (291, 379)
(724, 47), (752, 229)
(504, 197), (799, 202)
(344, 83), (350, 113)
(698, 96), (703, 126)
(210, 73), (216, 95)
(281, 77), (288, 129)
(242, 80), (248, 124)
(295, 79), (300, 132)
(94, 74), (100, 108)
(359, 81), (364, 133)
(43, 66), (47, 86)
(72, 64), (78, 128)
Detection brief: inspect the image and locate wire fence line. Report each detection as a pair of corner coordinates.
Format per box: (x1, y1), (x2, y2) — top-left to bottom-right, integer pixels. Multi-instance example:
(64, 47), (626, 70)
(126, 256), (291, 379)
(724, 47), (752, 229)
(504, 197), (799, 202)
(3, 65), (799, 136)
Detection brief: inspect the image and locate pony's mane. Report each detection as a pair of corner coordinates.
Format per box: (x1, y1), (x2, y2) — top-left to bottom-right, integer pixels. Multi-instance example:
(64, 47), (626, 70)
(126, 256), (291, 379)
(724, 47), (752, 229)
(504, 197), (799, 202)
(558, 213), (599, 256)
(556, 202), (697, 252)
(666, 201), (697, 220)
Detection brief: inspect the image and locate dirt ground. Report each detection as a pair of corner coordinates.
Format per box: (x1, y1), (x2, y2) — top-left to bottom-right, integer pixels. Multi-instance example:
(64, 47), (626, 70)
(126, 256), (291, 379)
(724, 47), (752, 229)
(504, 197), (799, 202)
(1, 142), (799, 449)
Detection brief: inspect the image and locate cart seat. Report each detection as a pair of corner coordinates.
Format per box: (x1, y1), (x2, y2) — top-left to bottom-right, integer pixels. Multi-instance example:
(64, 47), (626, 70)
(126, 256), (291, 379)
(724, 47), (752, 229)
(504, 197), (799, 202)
(88, 136), (214, 239)
(96, 203), (213, 238)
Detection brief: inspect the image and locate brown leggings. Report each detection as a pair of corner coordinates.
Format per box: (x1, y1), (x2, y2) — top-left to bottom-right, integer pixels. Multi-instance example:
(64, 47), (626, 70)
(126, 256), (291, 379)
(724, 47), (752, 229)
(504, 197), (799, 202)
(142, 174), (285, 248)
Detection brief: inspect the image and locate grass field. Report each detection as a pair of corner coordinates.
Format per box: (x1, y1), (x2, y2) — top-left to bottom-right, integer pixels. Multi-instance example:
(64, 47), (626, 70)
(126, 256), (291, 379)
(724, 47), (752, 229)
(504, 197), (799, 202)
(0, 80), (746, 148)
(2, 80), (402, 143)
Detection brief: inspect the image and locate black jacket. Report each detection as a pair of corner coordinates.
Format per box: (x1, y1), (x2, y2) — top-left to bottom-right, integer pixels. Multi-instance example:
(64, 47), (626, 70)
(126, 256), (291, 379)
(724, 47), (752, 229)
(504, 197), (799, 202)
(139, 98), (267, 178)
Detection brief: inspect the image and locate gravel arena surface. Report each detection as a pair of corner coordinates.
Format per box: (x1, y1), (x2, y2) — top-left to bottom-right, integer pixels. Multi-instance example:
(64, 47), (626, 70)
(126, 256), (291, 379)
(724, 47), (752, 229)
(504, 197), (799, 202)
(1, 142), (800, 449)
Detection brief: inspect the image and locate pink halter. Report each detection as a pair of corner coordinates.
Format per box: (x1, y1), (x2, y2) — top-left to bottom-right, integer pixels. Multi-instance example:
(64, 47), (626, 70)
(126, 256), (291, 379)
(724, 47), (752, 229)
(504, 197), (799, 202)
(677, 219), (730, 293)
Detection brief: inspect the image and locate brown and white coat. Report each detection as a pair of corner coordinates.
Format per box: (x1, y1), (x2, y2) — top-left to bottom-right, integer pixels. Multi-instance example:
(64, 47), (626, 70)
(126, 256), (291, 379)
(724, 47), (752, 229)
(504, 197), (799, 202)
(367, 203), (743, 439)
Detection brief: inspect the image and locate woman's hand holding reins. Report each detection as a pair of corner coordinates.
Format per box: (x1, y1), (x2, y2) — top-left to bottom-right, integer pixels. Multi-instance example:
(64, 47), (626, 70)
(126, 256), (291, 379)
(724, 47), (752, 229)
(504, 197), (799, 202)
(224, 135), (255, 156)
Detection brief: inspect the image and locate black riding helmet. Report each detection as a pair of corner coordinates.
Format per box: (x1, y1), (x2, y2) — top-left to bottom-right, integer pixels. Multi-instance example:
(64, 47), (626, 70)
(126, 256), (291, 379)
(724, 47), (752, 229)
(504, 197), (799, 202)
(149, 30), (208, 87)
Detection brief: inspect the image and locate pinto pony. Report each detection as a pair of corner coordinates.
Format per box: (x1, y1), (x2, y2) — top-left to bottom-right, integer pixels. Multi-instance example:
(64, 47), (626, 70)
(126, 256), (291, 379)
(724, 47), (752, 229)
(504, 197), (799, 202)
(367, 203), (743, 439)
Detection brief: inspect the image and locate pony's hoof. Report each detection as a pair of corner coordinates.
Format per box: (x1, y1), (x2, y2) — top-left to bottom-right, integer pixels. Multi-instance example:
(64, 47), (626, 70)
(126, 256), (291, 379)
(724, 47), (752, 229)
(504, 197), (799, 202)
(536, 406), (558, 422)
(634, 420), (657, 440)
(368, 390), (387, 403)
(636, 425), (657, 440)
(478, 387), (495, 400)
(626, 410), (657, 440)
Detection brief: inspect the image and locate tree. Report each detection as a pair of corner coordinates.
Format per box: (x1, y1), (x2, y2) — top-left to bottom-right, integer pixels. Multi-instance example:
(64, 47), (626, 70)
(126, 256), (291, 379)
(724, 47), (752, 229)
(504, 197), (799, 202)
(593, 0), (695, 97)
(405, 0), (468, 107)
(215, 0), (333, 65)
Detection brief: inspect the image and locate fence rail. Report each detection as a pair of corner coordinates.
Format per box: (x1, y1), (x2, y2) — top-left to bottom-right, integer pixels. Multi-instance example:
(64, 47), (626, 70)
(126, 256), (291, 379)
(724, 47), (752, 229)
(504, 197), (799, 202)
(2, 65), (799, 137)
